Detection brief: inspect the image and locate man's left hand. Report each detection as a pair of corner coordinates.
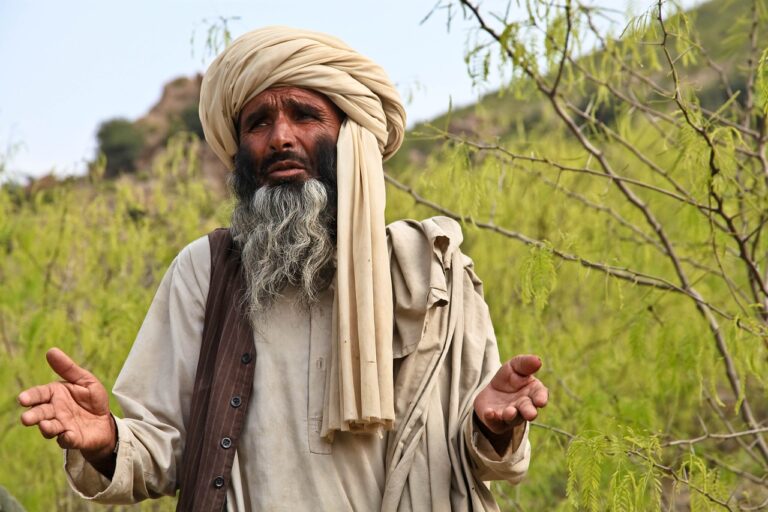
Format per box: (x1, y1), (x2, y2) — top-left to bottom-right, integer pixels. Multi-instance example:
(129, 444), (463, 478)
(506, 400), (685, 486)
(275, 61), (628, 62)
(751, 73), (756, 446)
(474, 354), (549, 435)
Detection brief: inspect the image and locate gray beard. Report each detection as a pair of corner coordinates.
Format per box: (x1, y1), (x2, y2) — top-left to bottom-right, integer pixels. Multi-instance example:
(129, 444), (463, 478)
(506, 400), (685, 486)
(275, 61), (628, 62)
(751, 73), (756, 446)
(230, 180), (336, 320)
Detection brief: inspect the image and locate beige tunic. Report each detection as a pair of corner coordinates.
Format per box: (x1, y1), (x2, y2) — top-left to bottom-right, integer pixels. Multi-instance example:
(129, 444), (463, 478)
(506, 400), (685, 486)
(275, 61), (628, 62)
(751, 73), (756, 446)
(64, 218), (531, 511)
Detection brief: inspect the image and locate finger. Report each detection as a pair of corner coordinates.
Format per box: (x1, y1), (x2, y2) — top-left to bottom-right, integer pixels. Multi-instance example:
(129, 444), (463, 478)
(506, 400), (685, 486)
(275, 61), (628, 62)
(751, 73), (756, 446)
(490, 363), (532, 392)
(531, 383), (549, 408)
(480, 408), (510, 434)
(38, 418), (65, 439)
(515, 397), (539, 421)
(46, 348), (93, 385)
(481, 408), (497, 425)
(20, 403), (57, 426)
(501, 404), (519, 423)
(17, 384), (55, 407)
(510, 354), (542, 377)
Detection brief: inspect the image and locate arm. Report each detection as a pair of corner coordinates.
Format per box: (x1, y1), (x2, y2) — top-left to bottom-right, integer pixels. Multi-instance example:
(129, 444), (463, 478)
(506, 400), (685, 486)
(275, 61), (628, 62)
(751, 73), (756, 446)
(464, 355), (548, 483)
(19, 236), (210, 504)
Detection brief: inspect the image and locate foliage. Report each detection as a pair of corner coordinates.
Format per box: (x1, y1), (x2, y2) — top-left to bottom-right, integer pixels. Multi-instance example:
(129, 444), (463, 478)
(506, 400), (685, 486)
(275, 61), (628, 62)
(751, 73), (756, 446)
(179, 104), (204, 140)
(95, 118), (145, 178)
(165, 104), (205, 145)
(387, 0), (768, 509)
(1, 135), (227, 510)
(2, 0), (768, 510)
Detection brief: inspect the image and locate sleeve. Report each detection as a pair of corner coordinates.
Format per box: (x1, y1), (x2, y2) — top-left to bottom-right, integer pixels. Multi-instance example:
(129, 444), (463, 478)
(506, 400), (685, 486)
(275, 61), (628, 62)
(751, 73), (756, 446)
(460, 253), (532, 484)
(464, 416), (531, 483)
(64, 235), (211, 503)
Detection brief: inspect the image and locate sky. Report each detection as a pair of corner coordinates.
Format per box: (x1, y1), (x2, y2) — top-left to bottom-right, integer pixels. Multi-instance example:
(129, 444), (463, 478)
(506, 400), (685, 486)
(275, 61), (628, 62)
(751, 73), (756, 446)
(0, 0), (700, 180)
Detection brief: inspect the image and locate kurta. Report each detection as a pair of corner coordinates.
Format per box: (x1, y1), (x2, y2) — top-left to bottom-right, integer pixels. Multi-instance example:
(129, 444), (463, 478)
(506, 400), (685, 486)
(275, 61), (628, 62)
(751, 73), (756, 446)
(64, 217), (531, 511)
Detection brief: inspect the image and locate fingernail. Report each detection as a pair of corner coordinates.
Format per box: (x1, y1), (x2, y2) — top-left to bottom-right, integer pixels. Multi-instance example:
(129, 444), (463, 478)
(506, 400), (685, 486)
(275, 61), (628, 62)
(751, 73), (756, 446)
(17, 393), (26, 404)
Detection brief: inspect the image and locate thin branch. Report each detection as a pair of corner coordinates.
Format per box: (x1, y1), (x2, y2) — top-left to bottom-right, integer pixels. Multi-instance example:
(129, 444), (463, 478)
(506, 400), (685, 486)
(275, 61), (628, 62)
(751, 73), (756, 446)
(657, 1), (768, 463)
(385, 172), (753, 329)
(705, 392), (768, 471)
(460, 0), (768, 464)
(698, 452), (768, 486)
(530, 421), (576, 439)
(549, 0), (572, 95)
(628, 448), (735, 511)
(664, 427), (768, 447)
(439, 132), (715, 212)
(505, 158), (750, 304)
(740, 495), (768, 511)
(740, 0), (761, 130)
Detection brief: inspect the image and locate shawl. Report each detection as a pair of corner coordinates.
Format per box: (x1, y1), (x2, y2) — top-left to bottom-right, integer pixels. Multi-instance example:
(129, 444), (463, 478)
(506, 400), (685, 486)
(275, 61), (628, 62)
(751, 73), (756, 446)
(199, 27), (406, 436)
(385, 217), (505, 511)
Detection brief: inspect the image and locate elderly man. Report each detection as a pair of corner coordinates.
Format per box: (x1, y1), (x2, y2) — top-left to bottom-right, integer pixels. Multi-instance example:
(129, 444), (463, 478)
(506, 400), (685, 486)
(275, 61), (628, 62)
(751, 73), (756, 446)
(18, 27), (548, 511)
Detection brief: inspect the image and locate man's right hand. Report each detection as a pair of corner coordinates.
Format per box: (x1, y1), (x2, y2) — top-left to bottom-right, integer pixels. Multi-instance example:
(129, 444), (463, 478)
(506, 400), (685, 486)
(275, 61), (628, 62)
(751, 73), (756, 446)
(17, 348), (116, 467)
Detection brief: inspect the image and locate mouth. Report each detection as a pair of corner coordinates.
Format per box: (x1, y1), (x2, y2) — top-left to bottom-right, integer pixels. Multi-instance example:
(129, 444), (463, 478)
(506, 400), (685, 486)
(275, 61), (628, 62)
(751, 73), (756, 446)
(266, 160), (308, 180)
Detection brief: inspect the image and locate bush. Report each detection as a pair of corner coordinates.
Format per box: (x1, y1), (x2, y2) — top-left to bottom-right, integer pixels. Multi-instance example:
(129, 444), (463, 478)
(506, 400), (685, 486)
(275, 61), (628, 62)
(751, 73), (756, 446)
(96, 118), (145, 178)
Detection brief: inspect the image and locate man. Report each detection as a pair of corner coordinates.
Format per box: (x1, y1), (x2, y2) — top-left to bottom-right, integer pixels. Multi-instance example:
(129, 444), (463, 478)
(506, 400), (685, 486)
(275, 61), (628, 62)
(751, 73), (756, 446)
(18, 27), (548, 511)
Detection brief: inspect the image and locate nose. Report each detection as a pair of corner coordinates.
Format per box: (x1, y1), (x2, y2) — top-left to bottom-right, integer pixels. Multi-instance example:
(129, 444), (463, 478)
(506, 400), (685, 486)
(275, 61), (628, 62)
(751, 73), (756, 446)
(268, 115), (296, 152)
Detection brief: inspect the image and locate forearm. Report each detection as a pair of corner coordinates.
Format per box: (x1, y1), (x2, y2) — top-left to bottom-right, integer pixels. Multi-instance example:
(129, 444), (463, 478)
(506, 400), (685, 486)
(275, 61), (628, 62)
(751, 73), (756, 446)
(66, 416), (178, 504)
(465, 414), (531, 483)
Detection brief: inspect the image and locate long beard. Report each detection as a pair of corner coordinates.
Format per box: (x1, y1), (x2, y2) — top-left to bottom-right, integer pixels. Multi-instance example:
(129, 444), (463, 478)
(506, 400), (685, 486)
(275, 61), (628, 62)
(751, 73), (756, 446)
(230, 179), (336, 319)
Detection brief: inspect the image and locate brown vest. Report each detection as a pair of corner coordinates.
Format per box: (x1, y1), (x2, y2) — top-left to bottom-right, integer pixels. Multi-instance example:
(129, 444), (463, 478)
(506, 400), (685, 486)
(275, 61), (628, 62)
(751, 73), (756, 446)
(176, 228), (256, 512)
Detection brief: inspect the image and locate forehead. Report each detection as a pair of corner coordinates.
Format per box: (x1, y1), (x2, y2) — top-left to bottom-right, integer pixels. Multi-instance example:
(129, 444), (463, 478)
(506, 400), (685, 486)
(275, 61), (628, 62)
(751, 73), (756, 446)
(240, 86), (337, 116)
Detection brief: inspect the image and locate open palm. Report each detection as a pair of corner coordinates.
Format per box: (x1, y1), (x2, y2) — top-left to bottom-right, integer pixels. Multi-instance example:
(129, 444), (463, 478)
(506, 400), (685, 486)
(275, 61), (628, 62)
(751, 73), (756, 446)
(474, 354), (549, 434)
(18, 348), (115, 458)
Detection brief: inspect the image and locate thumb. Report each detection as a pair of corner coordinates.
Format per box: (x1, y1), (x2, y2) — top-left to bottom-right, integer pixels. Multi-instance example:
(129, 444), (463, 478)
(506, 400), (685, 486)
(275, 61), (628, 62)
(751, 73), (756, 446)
(490, 354), (543, 392)
(510, 354), (543, 377)
(46, 348), (93, 385)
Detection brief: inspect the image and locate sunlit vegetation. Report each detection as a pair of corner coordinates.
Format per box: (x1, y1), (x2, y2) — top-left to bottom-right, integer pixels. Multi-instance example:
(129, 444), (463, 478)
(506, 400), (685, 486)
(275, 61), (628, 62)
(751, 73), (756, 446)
(2, 0), (767, 510)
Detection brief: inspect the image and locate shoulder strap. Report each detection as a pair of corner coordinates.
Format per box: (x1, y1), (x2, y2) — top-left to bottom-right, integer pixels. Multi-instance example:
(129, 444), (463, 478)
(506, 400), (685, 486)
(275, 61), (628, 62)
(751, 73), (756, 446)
(177, 228), (256, 511)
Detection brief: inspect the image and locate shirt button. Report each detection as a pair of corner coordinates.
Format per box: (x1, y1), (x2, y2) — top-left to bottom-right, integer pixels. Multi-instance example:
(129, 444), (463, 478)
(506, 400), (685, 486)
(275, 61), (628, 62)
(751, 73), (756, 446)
(241, 352), (252, 364)
(220, 437), (232, 449)
(230, 396), (242, 408)
(213, 476), (225, 488)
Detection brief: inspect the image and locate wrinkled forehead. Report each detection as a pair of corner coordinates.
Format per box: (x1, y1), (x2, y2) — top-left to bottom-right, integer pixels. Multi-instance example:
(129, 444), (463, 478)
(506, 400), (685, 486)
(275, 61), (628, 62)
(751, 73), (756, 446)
(240, 86), (336, 116)
(237, 86), (345, 131)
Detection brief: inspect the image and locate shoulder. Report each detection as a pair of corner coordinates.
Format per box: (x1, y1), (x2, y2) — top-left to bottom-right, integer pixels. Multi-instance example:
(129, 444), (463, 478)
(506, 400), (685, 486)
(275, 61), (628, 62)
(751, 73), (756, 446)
(176, 234), (211, 275)
(386, 216), (471, 271)
(166, 234), (212, 301)
(387, 216), (463, 255)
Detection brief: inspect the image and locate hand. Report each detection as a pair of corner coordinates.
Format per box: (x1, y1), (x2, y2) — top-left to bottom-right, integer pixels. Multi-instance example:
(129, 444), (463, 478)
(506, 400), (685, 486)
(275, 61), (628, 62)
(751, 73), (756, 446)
(474, 354), (549, 435)
(18, 348), (116, 463)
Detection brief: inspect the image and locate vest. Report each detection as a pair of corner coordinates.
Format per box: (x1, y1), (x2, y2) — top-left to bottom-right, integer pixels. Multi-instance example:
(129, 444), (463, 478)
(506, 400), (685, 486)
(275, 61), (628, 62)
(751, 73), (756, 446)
(176, 228), (255, 511)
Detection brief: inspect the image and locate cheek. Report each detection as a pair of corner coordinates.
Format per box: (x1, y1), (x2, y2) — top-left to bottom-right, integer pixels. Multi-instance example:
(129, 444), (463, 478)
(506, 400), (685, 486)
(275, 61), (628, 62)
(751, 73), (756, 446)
(240, 137), (267, 160)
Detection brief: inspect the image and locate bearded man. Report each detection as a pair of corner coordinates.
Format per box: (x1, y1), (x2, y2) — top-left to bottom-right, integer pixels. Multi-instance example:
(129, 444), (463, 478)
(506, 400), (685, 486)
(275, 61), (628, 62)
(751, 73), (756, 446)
(18, 27), (549, 511)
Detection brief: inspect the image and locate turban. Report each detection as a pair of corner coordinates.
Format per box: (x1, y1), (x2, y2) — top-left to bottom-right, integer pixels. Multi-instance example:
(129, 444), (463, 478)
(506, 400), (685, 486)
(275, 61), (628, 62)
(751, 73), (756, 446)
(199, 27), (406, 437)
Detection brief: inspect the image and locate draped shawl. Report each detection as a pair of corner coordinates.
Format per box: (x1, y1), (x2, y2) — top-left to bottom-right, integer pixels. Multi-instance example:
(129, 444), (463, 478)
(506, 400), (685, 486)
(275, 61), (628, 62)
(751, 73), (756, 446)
(199, 27), (406, 436)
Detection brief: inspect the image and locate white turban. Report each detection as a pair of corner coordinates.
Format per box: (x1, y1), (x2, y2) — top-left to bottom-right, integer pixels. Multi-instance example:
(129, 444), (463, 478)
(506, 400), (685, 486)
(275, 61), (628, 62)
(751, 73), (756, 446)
(199, 26), (406, 437)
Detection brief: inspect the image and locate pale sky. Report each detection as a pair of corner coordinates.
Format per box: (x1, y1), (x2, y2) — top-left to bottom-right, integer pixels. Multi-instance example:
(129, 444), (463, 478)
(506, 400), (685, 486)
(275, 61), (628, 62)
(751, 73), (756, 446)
(0, 0), (699, 180)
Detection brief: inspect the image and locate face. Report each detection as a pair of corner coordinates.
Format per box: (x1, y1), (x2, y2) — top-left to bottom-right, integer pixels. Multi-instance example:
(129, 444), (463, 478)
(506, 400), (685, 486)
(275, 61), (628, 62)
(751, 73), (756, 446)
(237, 86), (344, 187)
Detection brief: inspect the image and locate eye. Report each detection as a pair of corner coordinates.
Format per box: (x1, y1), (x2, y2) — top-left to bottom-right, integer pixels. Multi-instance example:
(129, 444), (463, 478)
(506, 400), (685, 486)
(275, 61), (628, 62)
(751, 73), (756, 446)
(293, 106), (323, 121)
(297, 111), (317, 121)
(249, 117), (270, 130)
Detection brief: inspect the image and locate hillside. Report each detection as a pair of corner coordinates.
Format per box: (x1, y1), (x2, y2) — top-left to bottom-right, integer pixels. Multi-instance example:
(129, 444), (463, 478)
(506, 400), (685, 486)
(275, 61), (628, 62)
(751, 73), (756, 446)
(3, 0), (768, 510)
(56, 0), (762, 191)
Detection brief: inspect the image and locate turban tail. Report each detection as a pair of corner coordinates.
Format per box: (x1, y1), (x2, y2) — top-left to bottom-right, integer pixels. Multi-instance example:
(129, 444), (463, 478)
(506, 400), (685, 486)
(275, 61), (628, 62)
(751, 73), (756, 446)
(199, 27), (406, 437)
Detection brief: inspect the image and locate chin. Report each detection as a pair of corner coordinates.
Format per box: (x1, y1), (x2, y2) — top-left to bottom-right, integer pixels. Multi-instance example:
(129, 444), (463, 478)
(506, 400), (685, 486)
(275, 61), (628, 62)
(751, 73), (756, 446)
(264, 175), (312, 189)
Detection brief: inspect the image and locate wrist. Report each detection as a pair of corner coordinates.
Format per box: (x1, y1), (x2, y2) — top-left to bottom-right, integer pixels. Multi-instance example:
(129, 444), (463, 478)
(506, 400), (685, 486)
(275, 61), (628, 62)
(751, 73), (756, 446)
(473, 412), (522, 456)
(82, 413), (118, 463)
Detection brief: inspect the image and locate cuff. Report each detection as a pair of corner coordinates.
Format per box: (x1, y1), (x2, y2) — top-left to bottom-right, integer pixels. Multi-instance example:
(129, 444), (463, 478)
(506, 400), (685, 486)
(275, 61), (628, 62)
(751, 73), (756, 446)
(64, 417), (134, 502)
(465, 416), (531, 483)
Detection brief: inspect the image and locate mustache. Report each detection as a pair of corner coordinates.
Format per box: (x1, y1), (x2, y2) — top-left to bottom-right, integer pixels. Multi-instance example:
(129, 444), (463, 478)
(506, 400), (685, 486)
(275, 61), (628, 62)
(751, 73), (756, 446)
(259, 150), (312, 175)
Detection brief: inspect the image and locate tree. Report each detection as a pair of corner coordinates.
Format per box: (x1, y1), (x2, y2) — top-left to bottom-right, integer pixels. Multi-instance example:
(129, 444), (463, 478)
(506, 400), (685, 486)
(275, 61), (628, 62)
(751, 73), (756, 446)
(382, 0), (768, 509)
(96, 118), (145, 178)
